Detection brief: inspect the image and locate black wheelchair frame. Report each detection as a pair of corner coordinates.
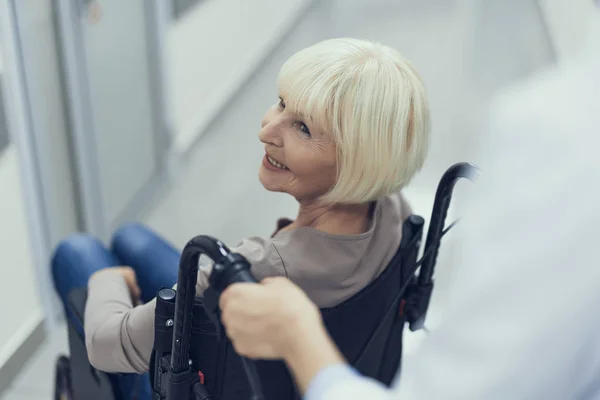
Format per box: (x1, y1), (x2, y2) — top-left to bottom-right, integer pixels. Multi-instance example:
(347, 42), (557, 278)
(54, 162), (478, 400)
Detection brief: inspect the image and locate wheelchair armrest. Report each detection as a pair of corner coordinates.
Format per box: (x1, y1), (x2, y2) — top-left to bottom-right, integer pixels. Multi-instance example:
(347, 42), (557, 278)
(67, 286), (88, 327)
(64, 286), (120, 400)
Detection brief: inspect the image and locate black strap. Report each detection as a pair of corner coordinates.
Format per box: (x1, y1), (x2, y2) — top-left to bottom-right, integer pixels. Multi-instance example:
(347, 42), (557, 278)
(353, 220), (459, 379)
(353, 294), (402, 377)
(203, 287), (225, 341)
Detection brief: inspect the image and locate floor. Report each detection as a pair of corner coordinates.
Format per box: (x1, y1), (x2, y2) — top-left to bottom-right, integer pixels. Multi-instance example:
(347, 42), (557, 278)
(1, 0), (553, 398)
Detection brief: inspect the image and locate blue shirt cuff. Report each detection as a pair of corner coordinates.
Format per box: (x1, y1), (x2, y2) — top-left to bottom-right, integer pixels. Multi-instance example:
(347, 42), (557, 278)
(304, 364), (359, 400)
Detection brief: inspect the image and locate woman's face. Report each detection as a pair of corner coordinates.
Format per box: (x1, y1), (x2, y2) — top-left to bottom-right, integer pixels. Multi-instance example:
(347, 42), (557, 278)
(258, 96), (337, 202)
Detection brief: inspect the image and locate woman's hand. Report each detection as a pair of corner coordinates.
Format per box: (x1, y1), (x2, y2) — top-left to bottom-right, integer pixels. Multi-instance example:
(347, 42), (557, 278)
(91, 267), (141, 303)
(220, 277), (345, 393)
(220, 277), (321, 360)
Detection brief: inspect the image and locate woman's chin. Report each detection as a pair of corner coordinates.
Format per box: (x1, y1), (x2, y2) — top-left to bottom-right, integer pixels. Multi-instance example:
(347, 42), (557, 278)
(259, 170), (281, 193)
(259, 180), (283, 194)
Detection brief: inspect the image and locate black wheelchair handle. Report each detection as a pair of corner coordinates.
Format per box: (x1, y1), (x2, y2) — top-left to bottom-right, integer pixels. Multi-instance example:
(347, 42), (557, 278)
(240, 357), (265, 400)
(209, 253), (258, 292)
(170, 235), (265, 400)
(419, 162), (479, 286)
(208, 254), (265, 400)
(171, 235), (231, 373)
(406, 162), (479, 331)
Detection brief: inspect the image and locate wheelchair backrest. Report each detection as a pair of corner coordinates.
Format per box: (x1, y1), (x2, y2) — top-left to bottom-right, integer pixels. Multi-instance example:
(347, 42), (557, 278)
(176, 215), (424, 399)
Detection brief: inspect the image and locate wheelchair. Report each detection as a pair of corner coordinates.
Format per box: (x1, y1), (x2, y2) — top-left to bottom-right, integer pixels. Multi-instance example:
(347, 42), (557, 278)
(54, 162), (478, 400)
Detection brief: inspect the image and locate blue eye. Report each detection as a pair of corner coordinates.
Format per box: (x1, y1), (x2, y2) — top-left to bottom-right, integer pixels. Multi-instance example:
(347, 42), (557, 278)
(299, 122), (311, 137)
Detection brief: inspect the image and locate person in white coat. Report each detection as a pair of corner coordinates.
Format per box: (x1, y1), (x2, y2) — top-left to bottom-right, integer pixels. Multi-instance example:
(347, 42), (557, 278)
(219, 16), (600, 400)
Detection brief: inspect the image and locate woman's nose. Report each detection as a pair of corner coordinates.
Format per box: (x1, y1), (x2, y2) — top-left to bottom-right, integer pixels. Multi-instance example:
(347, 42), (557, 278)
(259, 116), (284, 147)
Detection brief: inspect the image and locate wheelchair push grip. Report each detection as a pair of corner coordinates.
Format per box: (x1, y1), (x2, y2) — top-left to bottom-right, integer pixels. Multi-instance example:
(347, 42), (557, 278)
(170, 235), (264, 400)
(419, 162), (479, 286)
(407, 162), (479, 331)
(209, 252), (259, 291)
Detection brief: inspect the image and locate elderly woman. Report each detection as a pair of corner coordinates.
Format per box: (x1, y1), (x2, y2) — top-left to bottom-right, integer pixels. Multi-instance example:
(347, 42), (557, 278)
(51, 37), (429, 399)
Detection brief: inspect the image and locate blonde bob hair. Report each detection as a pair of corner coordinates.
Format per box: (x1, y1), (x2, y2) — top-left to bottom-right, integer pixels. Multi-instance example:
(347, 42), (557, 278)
(277, 38), (430, 204)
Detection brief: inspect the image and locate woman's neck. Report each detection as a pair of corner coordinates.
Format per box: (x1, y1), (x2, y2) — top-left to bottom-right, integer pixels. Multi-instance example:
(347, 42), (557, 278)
(290, 199), (372, 235)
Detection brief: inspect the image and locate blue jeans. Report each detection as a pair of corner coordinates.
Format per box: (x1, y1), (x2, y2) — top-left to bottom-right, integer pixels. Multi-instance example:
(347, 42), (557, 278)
(51, 223), (181, 400)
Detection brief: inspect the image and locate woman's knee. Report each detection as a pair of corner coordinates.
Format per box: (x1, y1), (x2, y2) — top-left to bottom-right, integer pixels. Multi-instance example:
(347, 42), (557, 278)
(52, 234), (105, 271)
(111, 223), (162, 258)
(111, 223), (179, 269)
(51, 233), (116, 292)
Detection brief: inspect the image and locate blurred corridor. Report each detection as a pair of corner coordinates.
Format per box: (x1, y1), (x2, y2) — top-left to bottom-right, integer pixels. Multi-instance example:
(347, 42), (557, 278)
(1, 0), (590, 398)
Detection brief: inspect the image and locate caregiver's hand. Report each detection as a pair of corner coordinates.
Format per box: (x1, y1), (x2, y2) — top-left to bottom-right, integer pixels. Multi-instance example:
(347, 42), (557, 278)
(220, 277), (346, 394)
(219, 276), (319, 359)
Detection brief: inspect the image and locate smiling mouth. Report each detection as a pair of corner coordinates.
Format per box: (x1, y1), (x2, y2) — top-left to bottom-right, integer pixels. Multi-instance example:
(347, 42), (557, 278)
(267, 155), (289, 170)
